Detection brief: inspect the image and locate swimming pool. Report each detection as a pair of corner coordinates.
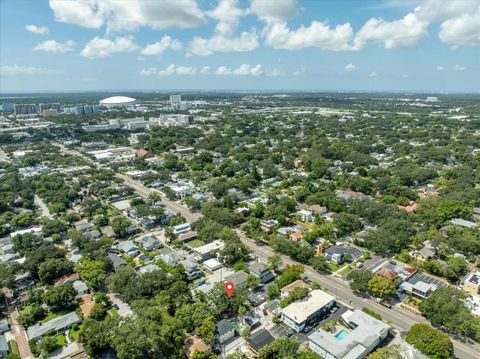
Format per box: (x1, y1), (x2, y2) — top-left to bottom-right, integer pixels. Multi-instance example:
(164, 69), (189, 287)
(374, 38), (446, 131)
(335, 329), (349, 340)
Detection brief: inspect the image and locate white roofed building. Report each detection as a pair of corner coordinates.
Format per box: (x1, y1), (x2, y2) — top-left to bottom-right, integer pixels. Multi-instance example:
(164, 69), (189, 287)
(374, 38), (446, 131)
(99, 96), (136, 108)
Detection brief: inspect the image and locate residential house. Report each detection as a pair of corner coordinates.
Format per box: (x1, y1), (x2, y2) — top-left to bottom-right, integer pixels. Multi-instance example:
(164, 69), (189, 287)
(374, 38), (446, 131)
(73, 220), (94, 233)
(107, 252), (127, 269)
(399, 272), (447, 298)
(27, 312), (80, 341)
(281, 289), (335, 332)
(73, 280), (88, 299)
(260, 219), (278, 233)
(289, 229), (304, 242)
(247, 329), (275, 354)
(203, 258), (222, 271)
(0, 335), (9, 357)
(280, 279), (309, 299)
(0, 319), (9, 334)
(463, 272), (480, 295)
(309, 205), (328, 216)
(179, 259), (202, 281)
(308, 309), (390, 359)
(335, 190), (365, 201)
(410, 242), (436, 262)
(117, 241), (139, 257)
(136, 235), (162, 251)
(54, 273), (80, 287)
(169, 184), (192, 198)
(224, 270), (248, 289)
(172, 223), (191, 236)
(249, 262), (275, 284)
(101, 226), (117, 238)
(85, 230), (101, 240)
(135, 148), (152, 158)
(193, 240), (224, 261)
(178, 231), (198, 243)
(138, 264), (161, 275)
(450, 218), (477, 229)
(158, 246), (183, 266)
(297, 210), (313, 222)
(184, 335), (211, 359)
(324, 245), (363, 265)
(216, 319), (235, 344)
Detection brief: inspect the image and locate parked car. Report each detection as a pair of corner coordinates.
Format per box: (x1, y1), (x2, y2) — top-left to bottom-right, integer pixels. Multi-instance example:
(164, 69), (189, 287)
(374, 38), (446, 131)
(302, 325), (313, 333)
(355, 262), (363, 268)
(286, 328), (295, 337)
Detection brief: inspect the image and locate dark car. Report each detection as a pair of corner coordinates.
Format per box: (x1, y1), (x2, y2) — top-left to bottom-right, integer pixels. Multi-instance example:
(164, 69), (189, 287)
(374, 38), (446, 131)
(302, 325), (313, 333)
(286, 328), (295, 337)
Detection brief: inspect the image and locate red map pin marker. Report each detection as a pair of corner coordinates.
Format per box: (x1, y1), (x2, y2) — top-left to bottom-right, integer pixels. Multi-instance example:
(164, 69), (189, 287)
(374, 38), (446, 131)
(225, 281), (235, 298)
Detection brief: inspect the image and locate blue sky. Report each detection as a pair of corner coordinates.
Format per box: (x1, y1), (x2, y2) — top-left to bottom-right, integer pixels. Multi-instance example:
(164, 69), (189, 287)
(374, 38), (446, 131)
(1, 0), (479, 92)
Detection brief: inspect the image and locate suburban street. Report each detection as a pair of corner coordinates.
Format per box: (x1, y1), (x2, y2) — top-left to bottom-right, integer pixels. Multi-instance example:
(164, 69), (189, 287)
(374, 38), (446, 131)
(57, 143), (479, 359)
(236, 231), (480, 359)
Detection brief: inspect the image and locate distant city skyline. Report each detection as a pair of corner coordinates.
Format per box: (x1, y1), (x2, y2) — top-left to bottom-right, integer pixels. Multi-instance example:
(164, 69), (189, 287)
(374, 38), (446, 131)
(1, 0), (479, 93)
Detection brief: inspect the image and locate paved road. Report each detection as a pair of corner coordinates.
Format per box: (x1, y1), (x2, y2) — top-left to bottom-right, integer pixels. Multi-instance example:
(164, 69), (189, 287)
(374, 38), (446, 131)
(236, 232), (479, 359)
(9, 309), (33, 359)
(57, 143), (479, 359)
(34, 195), (53, 219)
(56, 144), (201, 222)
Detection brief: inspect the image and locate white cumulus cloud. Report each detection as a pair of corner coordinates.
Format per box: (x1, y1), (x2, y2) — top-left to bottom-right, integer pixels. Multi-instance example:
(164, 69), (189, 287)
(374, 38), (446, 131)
(25, 24), (49, 35)
(0, 64), (64, 76)
(369, 71), (379, 77)
(176, 66), (196, 75)
(48, 0), (204, 31)
(436, 65), (445, 71)
(454, 64), (466, 71)
(267, 69), (282, 77)
(353, 13), (428, 49)
(263, 20), (355, 51)
(188, 0), (259, 56)
(213, 64), (263, 76)
(141, 64), (197, 76)
(33, 40), (76, 53)
(141, 35), (183, 56)
(200, 66), (211, 74)
(81, 36), (138, 59)
(248, 0), (299, 21)
(344, 63), (356, 72)
(438, 8), (480, 48)
(292, 68), (306, 76)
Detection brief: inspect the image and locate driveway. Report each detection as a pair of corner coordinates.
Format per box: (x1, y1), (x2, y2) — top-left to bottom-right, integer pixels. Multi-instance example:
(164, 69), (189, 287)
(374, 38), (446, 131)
(9, 308), (33, 358)
(108, 293), (133, 317)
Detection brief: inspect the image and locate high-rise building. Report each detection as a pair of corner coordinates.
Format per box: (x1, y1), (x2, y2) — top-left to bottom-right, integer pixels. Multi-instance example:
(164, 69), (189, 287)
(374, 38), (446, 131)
(170, 95), (181, 108)
(179, 101), (192, 110)
(0, 103), (14, 112)
(64, 105), (99, 115)
(14, 104), (38, 115)
(39, 103), (61, 112)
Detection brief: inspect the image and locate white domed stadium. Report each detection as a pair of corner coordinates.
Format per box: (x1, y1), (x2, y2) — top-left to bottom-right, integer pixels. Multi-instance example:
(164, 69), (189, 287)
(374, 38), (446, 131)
(99, 96), (136, 108)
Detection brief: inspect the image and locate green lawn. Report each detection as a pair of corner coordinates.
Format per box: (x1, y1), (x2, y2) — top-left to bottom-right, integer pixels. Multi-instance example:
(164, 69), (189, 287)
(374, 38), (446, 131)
(326, 262), (341, 272)
(336, 265), (352, 276)
(40, 312), (61, 324)
(186, 239), (205, 248)
(108, 307), (120, 318)
(69, 324), (84, 341)
(55, 333), (66, 347)
(9, 340), (19, 356)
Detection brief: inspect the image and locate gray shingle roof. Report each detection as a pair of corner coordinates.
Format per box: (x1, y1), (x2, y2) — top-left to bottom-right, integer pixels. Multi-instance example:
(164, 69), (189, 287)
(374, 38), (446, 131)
(27, 312), (80, 341)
